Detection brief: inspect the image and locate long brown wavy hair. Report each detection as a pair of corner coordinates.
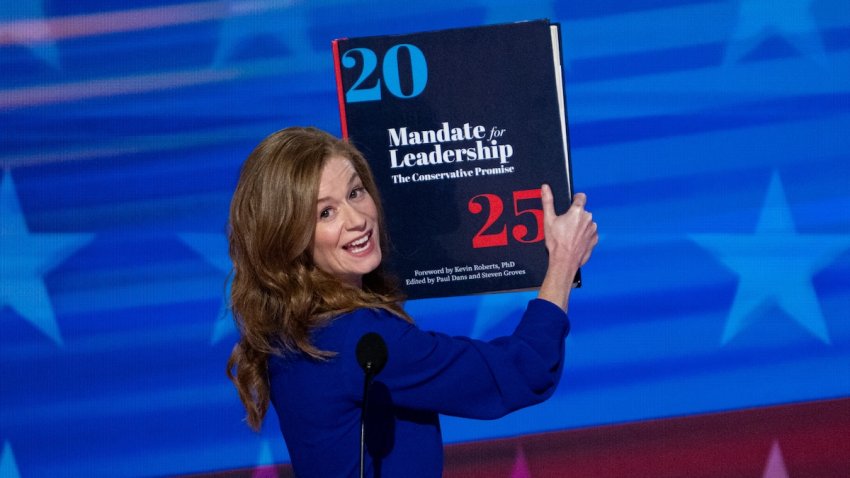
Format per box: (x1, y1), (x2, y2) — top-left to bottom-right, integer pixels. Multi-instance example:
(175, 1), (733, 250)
(226, 126), (410, 431)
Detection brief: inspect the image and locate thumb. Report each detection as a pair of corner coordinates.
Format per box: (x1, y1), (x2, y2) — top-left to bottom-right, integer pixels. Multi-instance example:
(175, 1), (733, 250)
(541, 184), (556, 225)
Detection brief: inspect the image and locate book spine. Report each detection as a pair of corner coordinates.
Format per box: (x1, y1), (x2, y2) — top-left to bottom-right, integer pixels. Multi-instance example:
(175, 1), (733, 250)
(331, 39), (349, 138)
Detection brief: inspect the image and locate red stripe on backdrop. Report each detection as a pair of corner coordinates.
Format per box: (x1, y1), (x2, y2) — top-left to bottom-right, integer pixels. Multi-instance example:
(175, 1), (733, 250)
(331, 39), (349, 139)
(444, 397), (850, 478)
(181, 398), (850, 477)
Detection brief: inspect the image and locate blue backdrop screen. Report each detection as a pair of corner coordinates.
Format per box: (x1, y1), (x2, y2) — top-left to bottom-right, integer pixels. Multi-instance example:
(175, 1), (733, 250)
(1, 1), (849, 477)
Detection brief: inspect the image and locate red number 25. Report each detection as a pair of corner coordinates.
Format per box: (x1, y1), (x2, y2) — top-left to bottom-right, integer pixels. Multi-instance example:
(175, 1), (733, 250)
(467, 189), (544, 249)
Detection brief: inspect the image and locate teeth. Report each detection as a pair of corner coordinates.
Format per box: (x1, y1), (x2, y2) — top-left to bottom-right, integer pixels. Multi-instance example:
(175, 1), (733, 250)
(346, 233), (371, 253)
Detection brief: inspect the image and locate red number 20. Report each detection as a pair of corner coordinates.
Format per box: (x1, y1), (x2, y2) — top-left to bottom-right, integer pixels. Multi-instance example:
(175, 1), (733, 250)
(467, 189), (544, 249)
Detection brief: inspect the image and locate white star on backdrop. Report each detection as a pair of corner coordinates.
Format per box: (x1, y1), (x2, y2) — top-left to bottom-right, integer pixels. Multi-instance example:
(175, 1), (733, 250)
(691, 172), (850, 345)
(510, 445), (532, 478)
(762, 440), (789, 478)
(723, 0), (826, 66)
(178, 233), (235, 344)
(0, 0), (61, 68)
(0, 172), (94, 346)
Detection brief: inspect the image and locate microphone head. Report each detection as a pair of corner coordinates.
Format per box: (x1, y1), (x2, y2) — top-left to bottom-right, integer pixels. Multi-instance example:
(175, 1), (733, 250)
(355, 332), (388, 376)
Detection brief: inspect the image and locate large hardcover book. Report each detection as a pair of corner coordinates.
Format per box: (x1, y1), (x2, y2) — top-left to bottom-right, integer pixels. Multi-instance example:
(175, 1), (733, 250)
(332, 20), (577, 299)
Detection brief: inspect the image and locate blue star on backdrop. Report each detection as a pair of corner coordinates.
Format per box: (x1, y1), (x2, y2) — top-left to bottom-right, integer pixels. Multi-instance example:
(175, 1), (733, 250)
(0, 0), (60, 69)
(179, 232), (234, 343)
(0, 442), (21, 478)
(692, 172), (850, 345)
(0, 172), (94, 346)
(724, 0), (826, 65)
(213, 0), (315, 67)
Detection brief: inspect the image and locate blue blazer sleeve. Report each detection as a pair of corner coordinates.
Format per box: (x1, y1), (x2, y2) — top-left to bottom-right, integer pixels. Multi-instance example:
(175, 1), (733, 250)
(340, 298), (569, 419)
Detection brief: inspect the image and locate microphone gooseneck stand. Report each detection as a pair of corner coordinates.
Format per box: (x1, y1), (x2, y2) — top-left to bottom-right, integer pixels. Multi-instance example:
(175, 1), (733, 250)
(360, 362), (375, 478)
(356, 333), (388, 478)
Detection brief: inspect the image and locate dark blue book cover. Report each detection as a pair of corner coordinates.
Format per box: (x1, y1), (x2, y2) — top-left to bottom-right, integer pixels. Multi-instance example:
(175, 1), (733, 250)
(333, 20), (577, 299)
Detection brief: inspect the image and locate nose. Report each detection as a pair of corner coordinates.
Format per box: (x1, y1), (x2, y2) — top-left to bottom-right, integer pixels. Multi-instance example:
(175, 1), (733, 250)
(342, 203), (367, 230)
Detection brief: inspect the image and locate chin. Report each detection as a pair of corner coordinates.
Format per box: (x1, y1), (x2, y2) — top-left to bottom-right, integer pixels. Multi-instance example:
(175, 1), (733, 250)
(358, 258), (382, 278)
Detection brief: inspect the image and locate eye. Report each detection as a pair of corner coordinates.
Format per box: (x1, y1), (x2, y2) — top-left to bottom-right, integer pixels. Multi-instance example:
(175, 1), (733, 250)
(350, 186), (366, 200)
(319, 207), (334, 220)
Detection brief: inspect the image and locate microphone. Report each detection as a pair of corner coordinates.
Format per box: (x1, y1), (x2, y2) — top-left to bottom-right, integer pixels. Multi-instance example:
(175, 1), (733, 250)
(356, 332), (388, 377)
(356, 332), (387, 478)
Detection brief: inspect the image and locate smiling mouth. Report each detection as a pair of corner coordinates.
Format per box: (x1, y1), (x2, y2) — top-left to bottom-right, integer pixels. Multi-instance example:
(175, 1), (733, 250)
(343, 231), (373, 254)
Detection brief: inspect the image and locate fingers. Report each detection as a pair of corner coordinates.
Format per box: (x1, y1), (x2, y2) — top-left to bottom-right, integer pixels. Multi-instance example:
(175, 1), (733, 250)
(540, 188), (599, 272)
(571, 192), (587, 210)
(543, 186), (588, 218)
(584, 216), (600, 265)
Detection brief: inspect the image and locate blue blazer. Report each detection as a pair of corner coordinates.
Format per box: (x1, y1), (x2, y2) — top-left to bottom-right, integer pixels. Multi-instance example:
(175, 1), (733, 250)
(268, 298), (569, 477)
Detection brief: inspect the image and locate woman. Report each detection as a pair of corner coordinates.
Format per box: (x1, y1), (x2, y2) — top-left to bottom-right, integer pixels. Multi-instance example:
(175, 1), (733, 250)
(227, 126), (598, 477)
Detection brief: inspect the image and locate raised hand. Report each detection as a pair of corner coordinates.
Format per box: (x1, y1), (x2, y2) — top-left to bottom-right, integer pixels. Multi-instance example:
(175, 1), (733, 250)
(537, 185), (599, 311)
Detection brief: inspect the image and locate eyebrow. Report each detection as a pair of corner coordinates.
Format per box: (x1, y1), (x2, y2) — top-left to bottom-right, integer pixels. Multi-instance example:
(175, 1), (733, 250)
(316, 171), (360, 204)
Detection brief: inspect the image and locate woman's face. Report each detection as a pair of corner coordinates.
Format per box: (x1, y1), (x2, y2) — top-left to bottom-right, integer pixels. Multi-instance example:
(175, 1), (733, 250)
(311, 155), (382, 287)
